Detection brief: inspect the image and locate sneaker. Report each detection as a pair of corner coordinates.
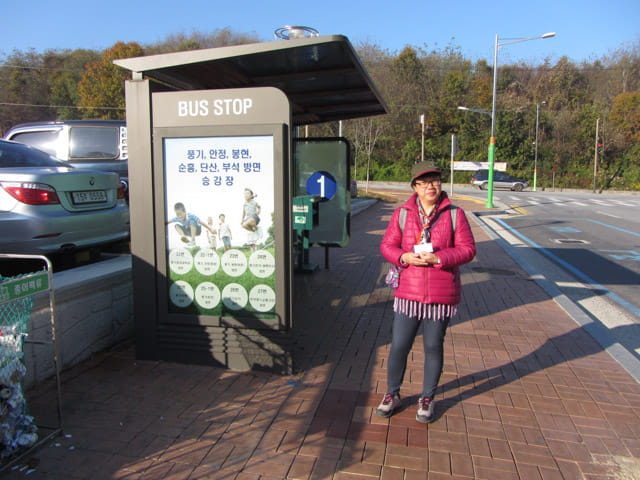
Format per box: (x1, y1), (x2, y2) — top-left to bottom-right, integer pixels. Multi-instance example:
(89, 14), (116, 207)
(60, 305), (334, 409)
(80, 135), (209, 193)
(180, 236), (189, 243)
(416, 397), (435, 423)
(187, 239), (196, 247)
(375, 393), (401, 418)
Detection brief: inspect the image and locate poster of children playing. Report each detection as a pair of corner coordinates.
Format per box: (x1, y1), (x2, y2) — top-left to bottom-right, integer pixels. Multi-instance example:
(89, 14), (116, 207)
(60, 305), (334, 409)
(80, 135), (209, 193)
(163, 135), (276, 319)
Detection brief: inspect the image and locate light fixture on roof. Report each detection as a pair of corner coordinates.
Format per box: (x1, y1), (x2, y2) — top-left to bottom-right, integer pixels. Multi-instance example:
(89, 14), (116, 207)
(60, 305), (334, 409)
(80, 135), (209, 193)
(274, 26), (319, 40)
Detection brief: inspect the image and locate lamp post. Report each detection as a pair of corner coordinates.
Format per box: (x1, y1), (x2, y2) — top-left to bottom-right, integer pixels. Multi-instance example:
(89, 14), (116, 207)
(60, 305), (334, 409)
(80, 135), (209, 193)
(458, 106), (492, 116)
(533, 101), (546, 191)
(486, 32), (555, 208)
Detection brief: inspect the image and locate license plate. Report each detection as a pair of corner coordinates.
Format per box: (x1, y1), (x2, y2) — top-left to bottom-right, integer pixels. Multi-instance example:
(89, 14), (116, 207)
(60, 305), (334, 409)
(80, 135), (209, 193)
(72, 190), (107, 204)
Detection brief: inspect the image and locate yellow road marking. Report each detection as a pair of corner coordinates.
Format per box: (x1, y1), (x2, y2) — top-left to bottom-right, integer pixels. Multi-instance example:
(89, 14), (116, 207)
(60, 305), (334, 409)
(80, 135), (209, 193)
(510, 204), (529, 215)
(450, 194), (486, 205)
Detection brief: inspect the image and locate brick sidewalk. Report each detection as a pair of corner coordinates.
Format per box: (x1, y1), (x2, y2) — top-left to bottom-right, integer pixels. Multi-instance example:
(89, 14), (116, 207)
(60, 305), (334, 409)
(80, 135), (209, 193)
(4, 197), (640, 480)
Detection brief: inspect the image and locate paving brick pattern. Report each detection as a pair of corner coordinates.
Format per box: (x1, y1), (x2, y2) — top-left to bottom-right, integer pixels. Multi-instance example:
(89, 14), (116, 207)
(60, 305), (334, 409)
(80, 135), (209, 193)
(4, 197), (640, 480)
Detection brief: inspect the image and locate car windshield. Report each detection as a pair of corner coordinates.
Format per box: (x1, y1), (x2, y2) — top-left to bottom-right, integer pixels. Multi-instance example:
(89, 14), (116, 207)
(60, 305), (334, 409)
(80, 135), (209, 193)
(0, 142), (67, 168)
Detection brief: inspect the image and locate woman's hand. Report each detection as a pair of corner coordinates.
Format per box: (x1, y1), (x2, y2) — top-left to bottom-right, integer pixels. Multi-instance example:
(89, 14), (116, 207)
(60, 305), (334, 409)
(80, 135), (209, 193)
(400, 251), (439, 266)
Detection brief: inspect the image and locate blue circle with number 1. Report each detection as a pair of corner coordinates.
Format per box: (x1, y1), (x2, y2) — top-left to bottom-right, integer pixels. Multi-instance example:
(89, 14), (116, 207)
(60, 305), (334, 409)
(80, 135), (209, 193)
(306, 171), (337, 200)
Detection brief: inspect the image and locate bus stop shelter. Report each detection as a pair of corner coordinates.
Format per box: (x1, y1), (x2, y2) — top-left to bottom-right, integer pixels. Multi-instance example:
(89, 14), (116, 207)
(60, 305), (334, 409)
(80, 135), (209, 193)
(115, 35), (387, 373)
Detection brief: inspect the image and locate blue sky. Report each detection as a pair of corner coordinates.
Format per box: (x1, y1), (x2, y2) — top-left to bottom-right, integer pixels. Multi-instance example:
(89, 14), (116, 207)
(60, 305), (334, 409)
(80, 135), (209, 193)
(1, 0), (638, 64)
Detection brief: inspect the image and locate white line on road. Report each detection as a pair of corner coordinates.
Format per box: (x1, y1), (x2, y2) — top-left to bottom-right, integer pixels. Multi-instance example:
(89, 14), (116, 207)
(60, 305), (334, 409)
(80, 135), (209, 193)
(547, 196), (588, 206)
(609, 200), (636, 206)
(596, 210), (622, 218)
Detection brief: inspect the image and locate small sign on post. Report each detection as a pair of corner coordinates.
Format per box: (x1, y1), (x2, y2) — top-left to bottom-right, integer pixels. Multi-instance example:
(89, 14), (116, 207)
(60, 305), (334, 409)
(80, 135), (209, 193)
(0, 272), (49, 304)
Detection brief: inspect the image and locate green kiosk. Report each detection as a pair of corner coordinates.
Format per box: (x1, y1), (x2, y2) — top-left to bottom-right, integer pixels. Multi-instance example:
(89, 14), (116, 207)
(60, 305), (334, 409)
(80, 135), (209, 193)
(115, 34), (387, 373)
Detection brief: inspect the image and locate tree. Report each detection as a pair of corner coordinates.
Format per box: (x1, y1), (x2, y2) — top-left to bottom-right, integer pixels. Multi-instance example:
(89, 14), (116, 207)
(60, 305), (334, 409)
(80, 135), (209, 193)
(469, 59), (492, 109)
(145, 28), (261, 55)
(48, 49), (100, 120)
(0, 49), (54, 133)
(77, 42), (143, 119)
(2, 31), (639, 189)
(347, 116), (385, 189)
(610, 90), (640, 144)
(538, 57), (589, 110)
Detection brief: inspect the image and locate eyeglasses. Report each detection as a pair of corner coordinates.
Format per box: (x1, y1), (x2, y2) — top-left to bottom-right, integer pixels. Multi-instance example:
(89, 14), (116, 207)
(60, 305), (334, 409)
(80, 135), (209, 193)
(414, 179), (441, 187)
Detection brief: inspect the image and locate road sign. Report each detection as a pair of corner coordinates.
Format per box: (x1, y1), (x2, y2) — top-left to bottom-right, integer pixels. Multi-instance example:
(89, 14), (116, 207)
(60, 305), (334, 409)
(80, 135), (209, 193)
(453, 161), (507, 171)
(306, 171), (337, 200)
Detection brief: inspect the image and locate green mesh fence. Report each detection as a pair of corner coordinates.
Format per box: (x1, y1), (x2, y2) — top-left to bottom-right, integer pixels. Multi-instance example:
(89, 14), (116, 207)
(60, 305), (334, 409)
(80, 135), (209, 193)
(0, 274), (38, 458)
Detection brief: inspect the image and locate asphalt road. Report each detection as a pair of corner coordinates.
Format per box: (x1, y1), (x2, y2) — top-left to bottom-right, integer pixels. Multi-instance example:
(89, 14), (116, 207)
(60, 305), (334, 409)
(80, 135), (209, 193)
(470, 188), (640, 315)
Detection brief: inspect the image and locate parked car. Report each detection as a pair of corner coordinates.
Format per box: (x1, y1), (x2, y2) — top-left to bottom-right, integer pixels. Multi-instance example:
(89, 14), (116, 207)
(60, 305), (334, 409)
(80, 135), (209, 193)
(4, 120), (129, 197)
(0, 139), (129, 255)
(350, 179), (358, 198)
(471, 169), (529, 191)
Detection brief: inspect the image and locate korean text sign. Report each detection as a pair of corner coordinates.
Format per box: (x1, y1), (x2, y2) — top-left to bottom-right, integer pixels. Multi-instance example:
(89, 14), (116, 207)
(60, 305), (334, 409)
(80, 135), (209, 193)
(163, 135), (276, 319)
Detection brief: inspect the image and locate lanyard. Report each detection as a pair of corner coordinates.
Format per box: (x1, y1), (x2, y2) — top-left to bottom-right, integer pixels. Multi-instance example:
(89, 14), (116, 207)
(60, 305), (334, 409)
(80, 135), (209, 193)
(415, 196), (440, 244)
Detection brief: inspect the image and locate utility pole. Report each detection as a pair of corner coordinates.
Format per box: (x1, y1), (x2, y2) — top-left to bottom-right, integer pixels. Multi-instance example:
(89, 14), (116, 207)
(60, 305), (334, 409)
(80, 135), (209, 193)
(450, 134), (456, 195)
(593, 118), (600, 193)
(533, 101), (546, 191)
(420, 114), (425, 162)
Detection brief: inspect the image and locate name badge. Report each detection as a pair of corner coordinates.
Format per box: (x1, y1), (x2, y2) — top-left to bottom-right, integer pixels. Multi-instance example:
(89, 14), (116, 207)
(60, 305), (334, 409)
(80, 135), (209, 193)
(414, 243), (433, 254)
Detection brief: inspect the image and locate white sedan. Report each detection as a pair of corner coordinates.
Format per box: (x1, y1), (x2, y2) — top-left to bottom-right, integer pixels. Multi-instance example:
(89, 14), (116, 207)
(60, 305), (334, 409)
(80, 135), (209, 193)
(0, 139), (129, 255)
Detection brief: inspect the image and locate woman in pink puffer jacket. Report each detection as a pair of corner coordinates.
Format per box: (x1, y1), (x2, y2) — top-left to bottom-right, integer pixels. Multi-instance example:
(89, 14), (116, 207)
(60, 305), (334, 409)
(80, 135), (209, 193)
(377, 162), (476, 423)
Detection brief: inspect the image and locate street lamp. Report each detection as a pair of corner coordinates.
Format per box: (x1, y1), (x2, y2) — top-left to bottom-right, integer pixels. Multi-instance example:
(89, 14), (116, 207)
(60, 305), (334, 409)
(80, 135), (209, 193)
(533, 101), (547, 191)
(457, 106), (492, 116)
(486, 31), (556, 208)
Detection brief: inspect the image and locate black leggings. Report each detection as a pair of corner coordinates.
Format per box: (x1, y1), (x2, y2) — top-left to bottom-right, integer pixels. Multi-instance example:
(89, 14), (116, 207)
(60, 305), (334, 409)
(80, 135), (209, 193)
(386, 311), (450, 399)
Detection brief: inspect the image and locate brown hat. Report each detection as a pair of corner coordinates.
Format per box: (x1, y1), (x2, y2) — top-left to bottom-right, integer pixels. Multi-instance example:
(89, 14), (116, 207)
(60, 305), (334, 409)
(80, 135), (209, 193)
(411, 161), (441, 182)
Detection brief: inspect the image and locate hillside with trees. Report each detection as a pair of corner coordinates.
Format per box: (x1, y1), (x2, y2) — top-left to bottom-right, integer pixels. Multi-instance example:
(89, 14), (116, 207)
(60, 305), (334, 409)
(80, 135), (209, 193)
(1, 30), (638, 190)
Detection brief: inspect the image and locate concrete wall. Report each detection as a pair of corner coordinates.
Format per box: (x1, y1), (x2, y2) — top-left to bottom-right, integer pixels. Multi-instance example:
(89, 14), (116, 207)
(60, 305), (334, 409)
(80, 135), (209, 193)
(22, 256), (133, 389)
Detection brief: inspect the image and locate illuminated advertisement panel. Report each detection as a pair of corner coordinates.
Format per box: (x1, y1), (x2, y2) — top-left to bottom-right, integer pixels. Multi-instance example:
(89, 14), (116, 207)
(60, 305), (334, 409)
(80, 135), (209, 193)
(163, 135), (277, 320)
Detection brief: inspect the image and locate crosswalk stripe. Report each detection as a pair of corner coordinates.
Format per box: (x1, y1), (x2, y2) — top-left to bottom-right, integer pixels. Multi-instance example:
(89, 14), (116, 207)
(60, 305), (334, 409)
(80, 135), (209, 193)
(609, 200), (635, 206)
(478, 194), (640, 209)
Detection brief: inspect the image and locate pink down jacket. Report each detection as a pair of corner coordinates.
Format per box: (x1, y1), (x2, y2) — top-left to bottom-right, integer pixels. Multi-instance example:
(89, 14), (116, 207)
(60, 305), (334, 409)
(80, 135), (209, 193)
(380, 192), (476, 305)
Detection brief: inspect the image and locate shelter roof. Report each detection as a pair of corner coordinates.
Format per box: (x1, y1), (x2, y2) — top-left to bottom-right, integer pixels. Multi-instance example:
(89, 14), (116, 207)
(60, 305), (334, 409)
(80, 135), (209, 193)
(114, 35), (388, 126)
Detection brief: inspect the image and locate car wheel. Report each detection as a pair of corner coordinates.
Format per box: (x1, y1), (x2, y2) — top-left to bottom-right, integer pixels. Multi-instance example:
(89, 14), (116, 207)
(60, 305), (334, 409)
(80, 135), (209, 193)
(479, 182), (488, 190)
(512, 184), (523, 192)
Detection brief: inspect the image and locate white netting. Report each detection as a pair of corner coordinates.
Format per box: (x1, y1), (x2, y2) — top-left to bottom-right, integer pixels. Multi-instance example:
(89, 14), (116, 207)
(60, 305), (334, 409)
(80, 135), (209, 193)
(0, 277), (38, 458)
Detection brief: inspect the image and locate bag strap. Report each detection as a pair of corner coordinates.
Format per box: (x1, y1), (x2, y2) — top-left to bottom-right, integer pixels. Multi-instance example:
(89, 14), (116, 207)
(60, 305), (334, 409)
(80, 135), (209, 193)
(450, 206), (457, 234)
(399, 208), (407, 234)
